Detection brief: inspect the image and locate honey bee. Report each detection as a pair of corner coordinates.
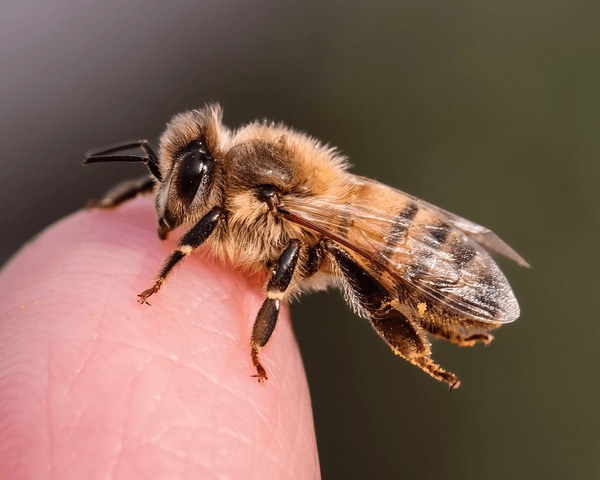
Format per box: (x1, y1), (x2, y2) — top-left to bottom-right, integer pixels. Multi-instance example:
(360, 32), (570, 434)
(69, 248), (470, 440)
(84, 104), (527, 389)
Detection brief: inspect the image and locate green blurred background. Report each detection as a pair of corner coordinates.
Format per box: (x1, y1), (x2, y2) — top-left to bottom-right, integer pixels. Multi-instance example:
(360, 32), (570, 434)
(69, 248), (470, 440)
(1, 1), (598, 478)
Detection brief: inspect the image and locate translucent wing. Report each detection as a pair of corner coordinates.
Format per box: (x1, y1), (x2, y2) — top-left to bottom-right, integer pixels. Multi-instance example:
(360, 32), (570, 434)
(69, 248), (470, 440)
(357, 177), (530, 268)
(283, 177), (523, 323)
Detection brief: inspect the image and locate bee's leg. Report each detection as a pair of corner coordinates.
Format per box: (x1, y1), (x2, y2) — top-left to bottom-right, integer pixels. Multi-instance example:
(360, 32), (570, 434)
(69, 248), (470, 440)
(425, 320), (498, 347)
(137, 207), (225, 304)
(304, 239), (328, 277)
(87, 176), (155, 209)
(369, 311), (460, 389)
(250, 239), (301, 382)
(326, 241), (460, 390)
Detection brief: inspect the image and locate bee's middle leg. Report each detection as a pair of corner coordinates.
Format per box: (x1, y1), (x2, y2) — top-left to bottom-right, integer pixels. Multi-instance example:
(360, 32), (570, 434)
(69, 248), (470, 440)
(250, 239), (301, 382)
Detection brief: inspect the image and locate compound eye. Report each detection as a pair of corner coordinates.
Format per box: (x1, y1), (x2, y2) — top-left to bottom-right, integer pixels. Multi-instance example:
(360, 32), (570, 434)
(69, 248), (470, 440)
(177, 144), (213, 205)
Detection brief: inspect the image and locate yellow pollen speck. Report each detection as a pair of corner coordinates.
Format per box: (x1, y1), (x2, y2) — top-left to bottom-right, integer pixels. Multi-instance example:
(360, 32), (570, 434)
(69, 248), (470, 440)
(267, 291), (285, 300)
(20, 304), (25, 310)
(417, 302), (427, 316)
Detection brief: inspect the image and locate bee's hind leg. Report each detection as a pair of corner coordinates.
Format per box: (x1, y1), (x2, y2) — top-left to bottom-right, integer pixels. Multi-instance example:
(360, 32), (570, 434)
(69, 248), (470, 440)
(250, 239), (301, 382)
(370, 311), (460, 389)
(87, 175), (155, 209)
(423, 318), (500, 347)
(325, 240), (460, 390)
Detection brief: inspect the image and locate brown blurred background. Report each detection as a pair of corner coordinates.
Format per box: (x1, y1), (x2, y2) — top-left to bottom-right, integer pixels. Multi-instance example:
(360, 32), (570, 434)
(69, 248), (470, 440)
(1, 1), (599, 478)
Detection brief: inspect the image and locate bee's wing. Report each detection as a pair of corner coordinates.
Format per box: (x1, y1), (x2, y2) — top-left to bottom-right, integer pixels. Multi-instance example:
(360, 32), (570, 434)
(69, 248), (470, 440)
(283, 180), (523, 324)
(356, 177), (530, 268)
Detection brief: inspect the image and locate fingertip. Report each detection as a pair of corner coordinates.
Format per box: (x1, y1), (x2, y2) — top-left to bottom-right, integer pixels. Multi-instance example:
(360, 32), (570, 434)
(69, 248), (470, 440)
(0, 198), (320, 479)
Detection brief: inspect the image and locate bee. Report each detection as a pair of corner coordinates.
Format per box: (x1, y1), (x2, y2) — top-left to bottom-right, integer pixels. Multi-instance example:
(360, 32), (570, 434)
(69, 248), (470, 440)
(84, 103), (527, 389)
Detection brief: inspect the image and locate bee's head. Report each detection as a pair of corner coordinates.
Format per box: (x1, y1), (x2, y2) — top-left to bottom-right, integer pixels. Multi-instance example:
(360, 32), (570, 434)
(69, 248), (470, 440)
(155, 104), (229, 239)
(84, 103), (229, 240)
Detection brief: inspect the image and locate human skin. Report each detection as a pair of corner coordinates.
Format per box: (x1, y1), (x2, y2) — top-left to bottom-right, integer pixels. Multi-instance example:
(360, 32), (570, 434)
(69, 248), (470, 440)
(0, 198), (320, 479)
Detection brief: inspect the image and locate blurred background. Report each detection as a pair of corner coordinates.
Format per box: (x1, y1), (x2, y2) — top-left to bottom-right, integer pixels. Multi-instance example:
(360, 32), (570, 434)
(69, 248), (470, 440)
(1, 0), (599, 478)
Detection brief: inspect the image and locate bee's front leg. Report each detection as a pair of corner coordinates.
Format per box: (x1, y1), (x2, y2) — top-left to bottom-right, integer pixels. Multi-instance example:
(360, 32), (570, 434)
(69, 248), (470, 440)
(87, 176), (155, 209)
(250, 239), (301, 382)
(138, 207), (225, 304)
